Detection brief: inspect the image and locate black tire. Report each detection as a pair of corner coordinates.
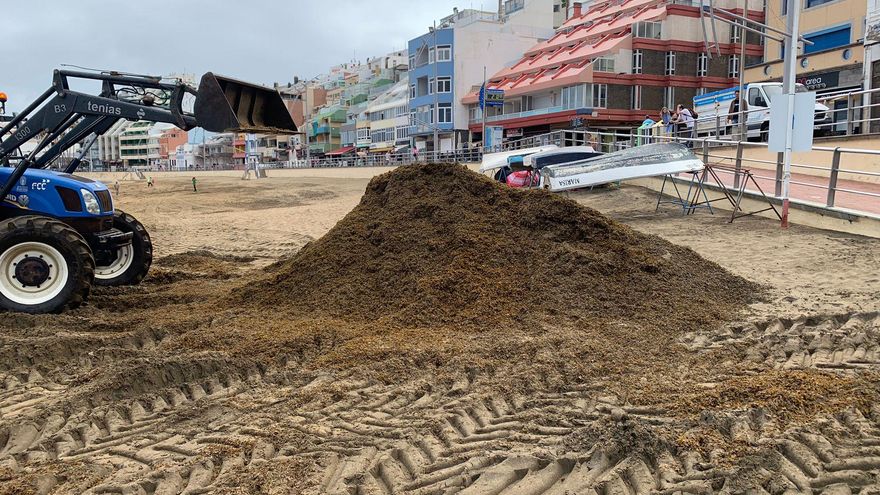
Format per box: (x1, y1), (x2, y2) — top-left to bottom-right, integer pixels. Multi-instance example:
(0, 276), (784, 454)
(94, 210), (152, 286)
(0, 216), (94, 314)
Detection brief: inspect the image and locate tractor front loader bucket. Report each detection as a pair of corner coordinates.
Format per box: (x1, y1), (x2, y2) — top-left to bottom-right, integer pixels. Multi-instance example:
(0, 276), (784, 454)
(194, 72), (297, 134)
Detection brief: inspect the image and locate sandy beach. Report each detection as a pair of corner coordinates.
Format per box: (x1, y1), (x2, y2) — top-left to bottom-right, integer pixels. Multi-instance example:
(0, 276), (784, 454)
(1, 167), (879, 494)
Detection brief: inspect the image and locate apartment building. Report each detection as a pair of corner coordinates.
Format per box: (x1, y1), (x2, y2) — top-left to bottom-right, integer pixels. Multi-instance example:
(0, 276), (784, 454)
(408, 1), (557, 152)
(97, 120), (131, 168)
(464, 0), (763, 141)
(157, 128), (187, 168)
(118, 121), (153, 168)
(366, 78), (411, 153)
(308, 106), (346, 154)
(746, 0), (864, 96)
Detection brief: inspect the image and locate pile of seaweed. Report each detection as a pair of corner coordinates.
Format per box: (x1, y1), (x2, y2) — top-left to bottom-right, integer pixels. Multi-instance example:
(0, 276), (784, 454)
(238, 163), (759, 334)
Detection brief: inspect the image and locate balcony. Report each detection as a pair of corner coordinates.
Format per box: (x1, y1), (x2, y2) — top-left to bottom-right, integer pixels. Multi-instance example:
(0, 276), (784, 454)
(469, 106), (566, 125)
(315, 125), (331, 134)
(309, 142), (336, 153)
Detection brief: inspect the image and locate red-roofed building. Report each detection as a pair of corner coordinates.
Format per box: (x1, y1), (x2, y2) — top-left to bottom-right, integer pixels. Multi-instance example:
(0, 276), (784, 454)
(464, 0), (764, 142)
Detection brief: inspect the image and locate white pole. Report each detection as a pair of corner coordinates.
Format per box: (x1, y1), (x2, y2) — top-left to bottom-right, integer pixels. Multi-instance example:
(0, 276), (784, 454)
(738, 0), (747, 139)
(432, 20), (439, 156)
(482, 66), (487, 152)
(780, 0), (800, 228)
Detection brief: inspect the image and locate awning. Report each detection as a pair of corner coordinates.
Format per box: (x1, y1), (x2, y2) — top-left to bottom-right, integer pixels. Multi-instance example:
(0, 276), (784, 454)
(370, 147), (393, 153)
(394, 144), (410, 152)
(326, 145), (356, 156)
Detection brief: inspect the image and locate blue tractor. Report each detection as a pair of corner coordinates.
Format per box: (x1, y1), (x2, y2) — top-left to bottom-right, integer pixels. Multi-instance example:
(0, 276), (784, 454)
(0, 70), (297, 313)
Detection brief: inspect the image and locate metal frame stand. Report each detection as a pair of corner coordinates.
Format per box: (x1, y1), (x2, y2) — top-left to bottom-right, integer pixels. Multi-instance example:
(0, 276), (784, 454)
(656, 171), (714, 215)
(687, 164), (782, 222)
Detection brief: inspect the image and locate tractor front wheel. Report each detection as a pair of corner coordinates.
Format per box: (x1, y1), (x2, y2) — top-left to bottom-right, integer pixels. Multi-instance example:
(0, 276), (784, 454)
(0, 216), (94, 314)
(94, 210), (152, 286)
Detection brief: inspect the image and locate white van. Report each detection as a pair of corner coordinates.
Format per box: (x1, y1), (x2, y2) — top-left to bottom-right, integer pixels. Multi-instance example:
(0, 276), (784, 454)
(693, 82), (831, 141)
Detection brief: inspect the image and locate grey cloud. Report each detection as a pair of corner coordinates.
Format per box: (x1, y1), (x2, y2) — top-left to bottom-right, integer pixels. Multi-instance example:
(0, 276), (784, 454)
(1, 0), (468, 112)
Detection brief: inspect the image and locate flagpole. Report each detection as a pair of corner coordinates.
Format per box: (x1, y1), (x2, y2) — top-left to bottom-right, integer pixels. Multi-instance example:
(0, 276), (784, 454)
(481, 66), (487, 151)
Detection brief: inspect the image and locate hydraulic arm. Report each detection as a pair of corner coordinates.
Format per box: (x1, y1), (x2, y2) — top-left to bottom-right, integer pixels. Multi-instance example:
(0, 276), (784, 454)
(0, 69), (296, 201)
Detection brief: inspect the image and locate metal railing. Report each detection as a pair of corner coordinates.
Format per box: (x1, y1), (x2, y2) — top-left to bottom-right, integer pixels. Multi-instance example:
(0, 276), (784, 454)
(688, 86), (880, 142)
(310, 127), (875, 214)
(108, 106), (879, 217)
(578, 129), (880, 212)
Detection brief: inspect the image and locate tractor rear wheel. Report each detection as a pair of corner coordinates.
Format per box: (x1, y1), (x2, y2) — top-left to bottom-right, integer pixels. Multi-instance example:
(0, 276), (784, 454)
(94, 210), (152, 286)
(0, 216), (94, 314)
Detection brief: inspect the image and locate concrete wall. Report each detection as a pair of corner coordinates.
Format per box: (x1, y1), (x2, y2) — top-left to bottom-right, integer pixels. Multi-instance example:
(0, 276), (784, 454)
(758, 0), (865, 68)
(506, 0), (556, 31)
(453, 20), (555, 132)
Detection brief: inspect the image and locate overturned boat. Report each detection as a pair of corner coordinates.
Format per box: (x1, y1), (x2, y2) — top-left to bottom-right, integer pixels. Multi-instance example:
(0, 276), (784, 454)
(542, 143), (704, 192)
(524, 146), (601, 170)
(479, 145), (558, 172)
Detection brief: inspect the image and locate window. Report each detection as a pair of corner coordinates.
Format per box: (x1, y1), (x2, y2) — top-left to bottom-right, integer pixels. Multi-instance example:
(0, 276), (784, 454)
(731, 24), (741, 43)
(428, 47), (435, 64)
(409, 55), (416, 68)
(781, 0), (787, 15)
(664, 87), (675, 109)
(469, 105), (480, 121)
(665, 51), (676, 75)
(504, 0), (525, 14)
(593, 56), (615, 72)
(437, 103), (452, 123)
(395, 126), (410, 141)
(805, 0), (834, 7)
(561, 84), (587, 109)
(696, 88), (708, 96)
(728, 54), (739, 78)
(633, 21), (662, 39)
(592, 84), (607, 108)
(428, 77), (435, 95)
(504, 98), (524, 114)
(632, 50), (643, 74)
(436, 77), (452, 93)
(697, 53), (708, 77)
(436, 45), (452, 62)
(410, 85), (416, 99)
(803, 25), (851, 54)
(631, 86), (642, 110)
(748, 87), (763, 106)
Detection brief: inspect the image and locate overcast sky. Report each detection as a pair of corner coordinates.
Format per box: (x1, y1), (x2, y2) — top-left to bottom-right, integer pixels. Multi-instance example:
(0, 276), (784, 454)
(2, 0), (491, 112)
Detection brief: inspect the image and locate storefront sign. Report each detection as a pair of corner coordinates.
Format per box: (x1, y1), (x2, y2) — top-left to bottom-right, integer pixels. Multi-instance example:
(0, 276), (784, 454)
(797, 71), (839, 91)
(506, 128), (523, 137)
(485, 126), (505, 150)
(571, 117), (586, 128)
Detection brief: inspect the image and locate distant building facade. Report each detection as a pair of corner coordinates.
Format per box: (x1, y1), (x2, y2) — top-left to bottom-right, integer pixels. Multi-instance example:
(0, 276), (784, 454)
(465, 0), (763, 142)
(408, 2), (557, 152)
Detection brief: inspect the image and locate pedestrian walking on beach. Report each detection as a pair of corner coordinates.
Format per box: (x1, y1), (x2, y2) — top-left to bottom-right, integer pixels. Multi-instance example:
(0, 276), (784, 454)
(113, 180), (120, 197)
(147, 176), (154, 187)
(192, 177), (197, 192)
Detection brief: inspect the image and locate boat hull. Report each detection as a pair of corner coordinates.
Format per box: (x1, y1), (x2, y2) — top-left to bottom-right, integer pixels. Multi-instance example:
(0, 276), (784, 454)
(543, 143), (704, 192)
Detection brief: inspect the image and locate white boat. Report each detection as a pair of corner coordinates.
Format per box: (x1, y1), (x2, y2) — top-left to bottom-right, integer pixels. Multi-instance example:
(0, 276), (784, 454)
(479, 145), (558, 172)
(523, 146), (601, 170)
(542, 143), (704, 192)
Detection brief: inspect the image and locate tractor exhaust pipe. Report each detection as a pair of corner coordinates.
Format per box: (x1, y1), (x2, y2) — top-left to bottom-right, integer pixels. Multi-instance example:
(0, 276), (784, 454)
(194, 72), (297, 134)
